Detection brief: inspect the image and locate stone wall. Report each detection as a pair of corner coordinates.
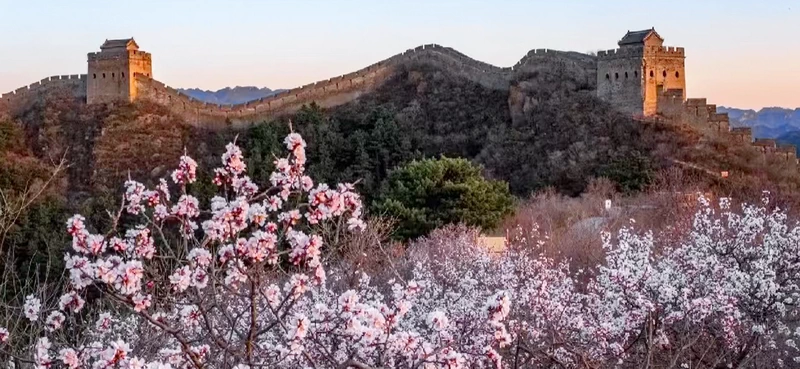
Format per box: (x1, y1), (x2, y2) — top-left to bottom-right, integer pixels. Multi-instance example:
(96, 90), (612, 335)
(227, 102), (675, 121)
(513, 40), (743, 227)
(0, 75), (87, 118)
(0, 43), (593, 128)
(655, 91), (799, 165)
(512, 48), (597, 88)
(596, 46), (645, 115)
(596, 45), (686, 116)
(135, 44), (594, 127)
(87, 50), (152, 104)
(643, 46), (685, 116)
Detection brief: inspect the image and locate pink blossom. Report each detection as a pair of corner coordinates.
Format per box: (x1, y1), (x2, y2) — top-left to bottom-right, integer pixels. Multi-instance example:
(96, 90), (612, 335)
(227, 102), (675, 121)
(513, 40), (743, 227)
(132, 294), (151, 312)
(59, 291), (86, 313)
(124, 180), (147, 214)
(157, 178), (171, 201)
(95, 312), (113, 332)
(127, 357), (146, 369)
(286, 314), (310, 340)
(0, 327), (9, 343)
(59, 348), (80, 369)
(171, 154), (198, 185)
(427, 311), (449, 331)
(221, 143), (246, 176)
(45, 311), (66, 332)
(169, 266), (192, 292)
(171, 195), (200, 218)
(188, 248), (212, 267)
(24, 295), (41, 321)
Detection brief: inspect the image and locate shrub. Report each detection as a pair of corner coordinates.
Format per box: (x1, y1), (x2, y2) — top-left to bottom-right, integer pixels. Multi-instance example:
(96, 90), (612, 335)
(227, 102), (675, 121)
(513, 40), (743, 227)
(372, 157), (514, 240)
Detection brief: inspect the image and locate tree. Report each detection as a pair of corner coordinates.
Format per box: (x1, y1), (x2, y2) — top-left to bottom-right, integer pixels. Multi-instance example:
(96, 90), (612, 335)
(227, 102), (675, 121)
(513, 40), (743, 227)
(2, 134), (800, 367)
(0, 133), (512, 369)
(372, 157), (513, 240)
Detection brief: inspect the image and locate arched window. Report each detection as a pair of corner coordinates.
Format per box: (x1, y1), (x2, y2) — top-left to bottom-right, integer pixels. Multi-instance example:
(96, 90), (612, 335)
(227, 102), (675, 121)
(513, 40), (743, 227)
(102, 73), (106, 78)
(605, 73), (610, 80)
(121, 72), (125, 78)
(634, 70), (638, 78)
(112, 73), (115, 78)
(625, 72), (629, 79)
(650, 70), (654, 77)
(663, 70), (667, 78)
(93, 74), (96, 79)
(615, 72), (619, 80)
(675, 71), (680, 78)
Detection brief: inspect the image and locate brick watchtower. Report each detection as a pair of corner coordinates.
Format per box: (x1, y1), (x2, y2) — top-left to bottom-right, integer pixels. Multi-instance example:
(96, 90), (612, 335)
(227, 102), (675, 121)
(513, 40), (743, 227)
(87, 39), (152, 104)
(596, 28), (686, 116)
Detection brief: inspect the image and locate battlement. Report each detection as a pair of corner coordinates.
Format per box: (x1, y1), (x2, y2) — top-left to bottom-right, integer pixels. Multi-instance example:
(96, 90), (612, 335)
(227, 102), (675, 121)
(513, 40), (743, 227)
(646, 46), (685, 57)
(0, 74), (87, 116)
(1, 74), (87, 100)
(88, 50), (152, 62)
(596, 47), (644, 60)
(686, 98), (707, 107)
(776, 144), (798, 161)
(128, 41), (601, 127)
(753, 138), (777, 148)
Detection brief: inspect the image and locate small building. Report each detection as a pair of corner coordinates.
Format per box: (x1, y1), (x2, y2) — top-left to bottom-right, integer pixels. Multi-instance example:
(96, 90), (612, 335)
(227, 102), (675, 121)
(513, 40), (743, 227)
(87, 38), (152, 104)
(597, 28), (686, 116)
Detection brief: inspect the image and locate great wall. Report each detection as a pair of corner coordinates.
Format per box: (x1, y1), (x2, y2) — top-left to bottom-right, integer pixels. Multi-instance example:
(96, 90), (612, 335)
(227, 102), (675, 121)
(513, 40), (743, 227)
(132, 44), (594, 127)
(0, 30), (796, 171)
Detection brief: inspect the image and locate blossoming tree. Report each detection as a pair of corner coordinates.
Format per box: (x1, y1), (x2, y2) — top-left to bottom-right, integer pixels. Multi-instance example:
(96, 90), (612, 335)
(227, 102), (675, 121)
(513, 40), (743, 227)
(1, 130), (800, 369)
(0, 133), (511, 369)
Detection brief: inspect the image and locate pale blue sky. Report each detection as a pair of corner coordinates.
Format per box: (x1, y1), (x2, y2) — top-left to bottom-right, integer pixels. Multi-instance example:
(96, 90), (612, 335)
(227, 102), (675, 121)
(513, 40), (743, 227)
(1, 0), (798, 109)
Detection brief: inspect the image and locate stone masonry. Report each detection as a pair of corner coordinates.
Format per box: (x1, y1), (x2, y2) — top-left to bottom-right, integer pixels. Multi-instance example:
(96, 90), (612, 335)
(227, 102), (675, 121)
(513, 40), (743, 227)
(87, 39), (152, 104)
(596, 28), (686, 116)
(0, 32), (795, 168)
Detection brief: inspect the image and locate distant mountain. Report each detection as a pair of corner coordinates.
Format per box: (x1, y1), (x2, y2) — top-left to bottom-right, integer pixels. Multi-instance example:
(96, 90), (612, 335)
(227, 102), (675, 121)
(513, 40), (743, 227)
(177, 86), (286, 105)
(718, 106), (800, 139)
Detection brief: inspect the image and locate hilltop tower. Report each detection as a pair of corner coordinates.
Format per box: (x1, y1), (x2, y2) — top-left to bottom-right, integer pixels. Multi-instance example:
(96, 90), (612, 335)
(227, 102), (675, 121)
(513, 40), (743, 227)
(87, 39), (152, 104)
(596, 28), (686, 116)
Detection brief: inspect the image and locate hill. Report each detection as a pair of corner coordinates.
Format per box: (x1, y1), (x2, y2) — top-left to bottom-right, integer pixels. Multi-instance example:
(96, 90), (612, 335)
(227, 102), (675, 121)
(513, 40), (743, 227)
(177, 86), (285, 104)
(2, 47), (799, 219)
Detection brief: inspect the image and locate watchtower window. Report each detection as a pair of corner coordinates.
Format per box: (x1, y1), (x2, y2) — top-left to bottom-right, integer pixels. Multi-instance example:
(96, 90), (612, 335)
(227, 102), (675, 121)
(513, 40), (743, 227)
(102, 73), (106, 78)
(650, 70), (654, 77)
(634, 71), (638, 78)
(663, 70), (667, 78)
(121, 72), (125, 78)
(605, 73), (610, 80)
(624, 72), (628, 79)
(112, 73), (115, 78)
(675, 71), (680, 78)
(614, 73), (619, 80)
(93, 74), (96, 79)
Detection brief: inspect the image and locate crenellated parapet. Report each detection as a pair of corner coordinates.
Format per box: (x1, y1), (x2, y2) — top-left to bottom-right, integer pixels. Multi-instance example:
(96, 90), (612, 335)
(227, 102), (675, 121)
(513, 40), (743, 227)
(132, 43), (593, 127)
(729, 127), (753, 143)
(2, 41), (591, 127)
(650, 89), (800, 170)
(776, 144), (798, 161)
(753, 138), (778, 154)
(645, 46), (685, 58)
(0, 74), (87, 117)
(597, 46), (644, 60)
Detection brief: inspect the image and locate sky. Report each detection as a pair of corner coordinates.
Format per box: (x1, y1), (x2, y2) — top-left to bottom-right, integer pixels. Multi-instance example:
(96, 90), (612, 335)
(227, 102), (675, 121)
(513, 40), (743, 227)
(0, 0), (798, 110)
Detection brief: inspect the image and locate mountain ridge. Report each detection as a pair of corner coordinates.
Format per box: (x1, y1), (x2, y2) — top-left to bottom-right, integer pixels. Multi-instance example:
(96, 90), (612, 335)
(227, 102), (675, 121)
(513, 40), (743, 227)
(718, 106), (800, 139)
(177, 86), (287, 105)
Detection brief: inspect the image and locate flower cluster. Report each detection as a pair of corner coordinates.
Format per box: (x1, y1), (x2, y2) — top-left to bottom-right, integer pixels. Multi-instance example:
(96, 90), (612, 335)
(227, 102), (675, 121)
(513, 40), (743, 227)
(8, 131), (799, 368)
(2, 132), (511, 369)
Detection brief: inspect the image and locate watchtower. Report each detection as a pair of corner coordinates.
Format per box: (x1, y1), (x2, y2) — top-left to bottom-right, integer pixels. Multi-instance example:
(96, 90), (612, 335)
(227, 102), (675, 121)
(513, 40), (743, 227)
(87, 38), (152, 104)
(596, 28), (686, 116)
